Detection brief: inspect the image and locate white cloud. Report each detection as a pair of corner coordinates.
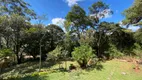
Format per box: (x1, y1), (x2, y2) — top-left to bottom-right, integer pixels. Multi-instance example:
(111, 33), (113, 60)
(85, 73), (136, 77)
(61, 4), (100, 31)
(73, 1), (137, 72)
(89, 9), (112, 19)
(119, 21), (140, 32)
(51, 18), (66, 32)
(128, 25), (140, 32)
(102, 9), (112, 18)
(64, 0), (83, 7)
(119, 21), (123, 26)
(52, 18), (65, 26)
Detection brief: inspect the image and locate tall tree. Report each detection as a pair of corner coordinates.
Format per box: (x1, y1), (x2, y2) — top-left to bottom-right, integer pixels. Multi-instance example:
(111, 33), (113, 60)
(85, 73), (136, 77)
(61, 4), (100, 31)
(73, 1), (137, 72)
(0, 14), (30, 64)
(88, 1), (113, 57)
(23, 26), (50, 59)
(46, 24), (64, 51)
(66, 5), (88, 39)
(10, 14), (28, 64)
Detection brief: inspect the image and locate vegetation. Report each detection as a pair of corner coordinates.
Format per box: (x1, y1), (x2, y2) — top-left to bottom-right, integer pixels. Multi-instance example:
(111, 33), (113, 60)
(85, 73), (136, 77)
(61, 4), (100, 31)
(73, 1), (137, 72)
(0, 0), (142, 80)
(72, 45), (96, 68)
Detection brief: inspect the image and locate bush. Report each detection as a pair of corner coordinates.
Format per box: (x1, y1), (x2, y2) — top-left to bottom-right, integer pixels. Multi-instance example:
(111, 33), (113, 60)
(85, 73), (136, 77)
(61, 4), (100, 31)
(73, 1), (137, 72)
(0, 48), (14, 57)
(72, 45), (96, 68)
(48, 46), (62, 61)
(106, 44), (123, 59)
(132, 43), (142, 58)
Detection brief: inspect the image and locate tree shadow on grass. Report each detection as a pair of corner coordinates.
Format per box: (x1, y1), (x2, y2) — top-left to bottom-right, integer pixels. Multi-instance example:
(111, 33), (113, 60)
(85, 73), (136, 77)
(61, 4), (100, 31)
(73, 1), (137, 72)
(0, 60), (56, 79)
(21, 75), (48, 80)
(2, 74), (48, 80)
(86, 62), (104, 71)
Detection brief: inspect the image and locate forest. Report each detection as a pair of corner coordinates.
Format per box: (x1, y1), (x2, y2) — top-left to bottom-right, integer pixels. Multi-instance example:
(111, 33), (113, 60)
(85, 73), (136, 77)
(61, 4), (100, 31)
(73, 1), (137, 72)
(0, 0), (142, 80)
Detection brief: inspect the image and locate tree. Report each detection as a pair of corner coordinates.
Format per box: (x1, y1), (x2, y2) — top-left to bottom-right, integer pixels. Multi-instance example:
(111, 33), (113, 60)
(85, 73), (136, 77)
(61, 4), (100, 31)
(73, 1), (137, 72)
(0, 14), (30, 64)
(66, 5), (88, 39)
(0, 15), (11, 49)
(89, 1), (112, 27)
(122, 0), (142, 26)
(63, 21), (76, 57)
(0, 0), (36, 20)
(46, 24), (64, 51)
(23, 26), (50, 59)
(10, 14), (29, 64)
(72, 45), (96, 68)
(88, 1), (113, 57)
(111, 28), (135, 54)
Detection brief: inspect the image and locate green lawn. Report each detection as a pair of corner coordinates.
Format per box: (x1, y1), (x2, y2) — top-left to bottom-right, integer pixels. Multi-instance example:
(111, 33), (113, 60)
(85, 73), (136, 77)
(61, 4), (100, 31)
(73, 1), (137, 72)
(1, 59), (142, 80)
(24, 59), (142, 80)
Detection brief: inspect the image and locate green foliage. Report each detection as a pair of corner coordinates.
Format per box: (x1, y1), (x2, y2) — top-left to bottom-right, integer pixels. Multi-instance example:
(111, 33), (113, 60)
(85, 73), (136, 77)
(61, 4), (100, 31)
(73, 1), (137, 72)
(0, 0), (36, 20)
(111, 28), (135, 52)
(72, 45), (96, 68)
(0, 48), (14, 57)
(123, 0), (142, 25)
(106, 44), (123, 59)
(66, 5), (88, 38)
(46, 24), (64, 50)
(25, 27), (38, 33)
(134, 28), (142, 44)
(89, 1), (112, 26)
(132, 43), (142, 58)
(48, 46), (63, 61)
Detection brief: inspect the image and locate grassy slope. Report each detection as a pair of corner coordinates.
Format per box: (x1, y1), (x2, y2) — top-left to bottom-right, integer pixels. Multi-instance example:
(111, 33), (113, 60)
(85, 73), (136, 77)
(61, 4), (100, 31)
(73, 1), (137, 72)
(1, 59), (142, 80)
(30, 59), (142, 80)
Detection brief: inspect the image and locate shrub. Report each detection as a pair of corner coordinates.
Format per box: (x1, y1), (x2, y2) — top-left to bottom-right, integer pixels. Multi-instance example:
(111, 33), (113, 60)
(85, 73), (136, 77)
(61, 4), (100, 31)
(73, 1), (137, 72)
(106, 44), (123, 59)
(48, 46), (62, 61)
(72, 45), (96, 68)
(0, 48), (14, 57)
(132, 43), (142, 58)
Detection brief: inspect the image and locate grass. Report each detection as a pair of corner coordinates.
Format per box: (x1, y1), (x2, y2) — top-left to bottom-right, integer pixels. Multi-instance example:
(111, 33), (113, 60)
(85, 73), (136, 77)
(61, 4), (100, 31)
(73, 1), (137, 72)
(40, 59), (142, 80)
(1, 59), (142, 80)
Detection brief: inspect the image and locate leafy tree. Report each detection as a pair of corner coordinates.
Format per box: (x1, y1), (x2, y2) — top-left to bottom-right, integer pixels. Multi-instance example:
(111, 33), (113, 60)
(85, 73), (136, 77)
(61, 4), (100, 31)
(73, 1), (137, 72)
(48, 46), (63, 61)
(122, 0), (142, 26)
(89, 1), (112, 27)
(0, 14), (30, 64)
(88, 1), (113, 57)
(66, 5), (88, 39)
(0, 0), (36, 20)
(111, 28), (135, 53)
(10, 14), (29, 64)
(63, 21), (76, 57)
(46, 24), (64, 51)
(72, 45), (96, 68)
(23, 26), (50, 59)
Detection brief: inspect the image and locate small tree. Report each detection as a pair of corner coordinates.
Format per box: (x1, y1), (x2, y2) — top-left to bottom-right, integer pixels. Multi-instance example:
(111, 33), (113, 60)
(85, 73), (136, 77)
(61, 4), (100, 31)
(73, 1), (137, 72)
(72, 45), (95, 68)
(48, 46), (62, 61)
(48, 46), (63, 69)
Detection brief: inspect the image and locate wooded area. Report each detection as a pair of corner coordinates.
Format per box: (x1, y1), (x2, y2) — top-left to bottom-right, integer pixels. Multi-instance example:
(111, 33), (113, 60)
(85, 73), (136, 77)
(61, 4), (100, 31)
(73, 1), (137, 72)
(0, 0), (142, 80)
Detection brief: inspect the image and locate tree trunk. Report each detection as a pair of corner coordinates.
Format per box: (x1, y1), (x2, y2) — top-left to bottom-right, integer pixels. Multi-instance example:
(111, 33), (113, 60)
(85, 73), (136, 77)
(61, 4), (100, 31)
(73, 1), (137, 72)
(16, 54), (21, 64)
(16, 44), (22, 64)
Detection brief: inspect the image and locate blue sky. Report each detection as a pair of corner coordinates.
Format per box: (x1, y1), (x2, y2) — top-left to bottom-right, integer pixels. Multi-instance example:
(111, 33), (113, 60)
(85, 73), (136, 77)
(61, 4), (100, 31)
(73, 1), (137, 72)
(24, 0), (139, 31)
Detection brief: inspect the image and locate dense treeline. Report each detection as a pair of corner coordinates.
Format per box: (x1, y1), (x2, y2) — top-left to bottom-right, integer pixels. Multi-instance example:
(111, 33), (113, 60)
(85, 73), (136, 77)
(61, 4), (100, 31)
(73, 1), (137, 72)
(0, 0), (142, 68)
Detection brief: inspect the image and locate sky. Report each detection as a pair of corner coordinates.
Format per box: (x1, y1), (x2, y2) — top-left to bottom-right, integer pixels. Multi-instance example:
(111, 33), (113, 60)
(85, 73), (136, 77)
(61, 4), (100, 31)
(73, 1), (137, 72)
(24, 0), (139, 31)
